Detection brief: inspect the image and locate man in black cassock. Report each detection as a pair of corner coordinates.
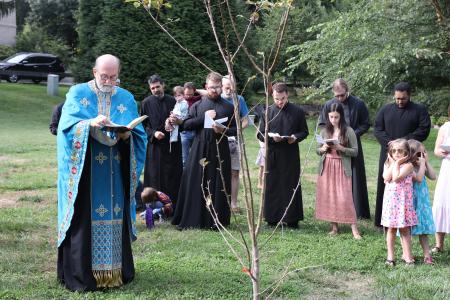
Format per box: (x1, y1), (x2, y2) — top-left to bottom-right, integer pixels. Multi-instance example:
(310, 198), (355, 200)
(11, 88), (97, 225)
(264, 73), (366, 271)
(374, 82), (431, 227)
(258, 82), (309, 228)
(171, 72), (236, 229)
(141, 75), (182, 203)
(319, 78), (370, 219)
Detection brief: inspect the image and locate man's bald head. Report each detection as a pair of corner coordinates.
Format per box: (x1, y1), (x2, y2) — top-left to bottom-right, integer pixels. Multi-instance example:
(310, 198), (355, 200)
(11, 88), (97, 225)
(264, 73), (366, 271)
(95, 54), (120, 70)
(93, 54), (120, 93)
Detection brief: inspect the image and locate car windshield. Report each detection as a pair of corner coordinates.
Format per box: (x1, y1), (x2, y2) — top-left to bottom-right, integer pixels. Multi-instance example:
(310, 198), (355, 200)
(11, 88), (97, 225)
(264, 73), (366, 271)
(4, 53), (29, 64)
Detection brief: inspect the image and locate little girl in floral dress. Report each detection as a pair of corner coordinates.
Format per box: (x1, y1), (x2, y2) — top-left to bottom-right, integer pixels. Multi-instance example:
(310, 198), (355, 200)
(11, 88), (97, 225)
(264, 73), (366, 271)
(381, 138), (417, 266)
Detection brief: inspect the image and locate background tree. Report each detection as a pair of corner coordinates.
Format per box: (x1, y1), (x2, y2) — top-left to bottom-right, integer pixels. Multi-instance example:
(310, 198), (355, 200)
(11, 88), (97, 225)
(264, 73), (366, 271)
(73, 0), (250, 98)
(286, 0), (450, 112)
(26, 0), (79, 49)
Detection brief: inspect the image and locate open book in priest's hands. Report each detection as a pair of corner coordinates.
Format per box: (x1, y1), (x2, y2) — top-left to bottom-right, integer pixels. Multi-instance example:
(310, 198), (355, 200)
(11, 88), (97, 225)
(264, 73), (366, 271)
(268, 132), (291, 139)
(315, 134), (339, 145)
(102, 115), (148, 133)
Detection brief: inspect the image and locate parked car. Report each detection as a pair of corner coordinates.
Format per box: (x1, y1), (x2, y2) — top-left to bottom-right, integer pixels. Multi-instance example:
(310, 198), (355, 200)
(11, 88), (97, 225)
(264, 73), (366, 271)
(0, 52), (65, 83)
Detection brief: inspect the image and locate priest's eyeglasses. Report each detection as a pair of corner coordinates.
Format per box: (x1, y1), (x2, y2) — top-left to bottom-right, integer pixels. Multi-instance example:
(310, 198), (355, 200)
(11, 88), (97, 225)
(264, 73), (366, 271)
(207, 85), (221, 91)
(99, 74), (118, 82)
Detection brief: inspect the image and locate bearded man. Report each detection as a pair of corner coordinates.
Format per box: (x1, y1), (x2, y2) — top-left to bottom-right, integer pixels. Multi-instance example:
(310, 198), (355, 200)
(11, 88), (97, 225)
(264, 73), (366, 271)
(141, 75), (182, 203)
(56, 54), (147, 291)
(171, 72), (236, 229)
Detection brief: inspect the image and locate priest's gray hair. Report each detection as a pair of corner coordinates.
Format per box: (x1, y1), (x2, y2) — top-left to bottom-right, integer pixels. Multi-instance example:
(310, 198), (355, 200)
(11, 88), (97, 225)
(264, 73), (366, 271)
(332, 78), (349, 92)
(94, 54), (121, 71)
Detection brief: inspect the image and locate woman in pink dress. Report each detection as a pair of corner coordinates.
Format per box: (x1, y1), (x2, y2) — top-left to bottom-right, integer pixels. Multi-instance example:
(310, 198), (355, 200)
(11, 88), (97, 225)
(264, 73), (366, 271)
(315, 103), (361, 239)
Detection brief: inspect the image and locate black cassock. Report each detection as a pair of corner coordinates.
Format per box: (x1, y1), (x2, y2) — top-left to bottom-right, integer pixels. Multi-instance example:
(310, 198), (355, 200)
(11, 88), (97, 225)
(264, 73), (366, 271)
(141, 95), (182, 203)
(373, 101), (431, 226)
(258, 102), (309, 225)
(319, 95), (371, 219)
(172, 96), (236, 229)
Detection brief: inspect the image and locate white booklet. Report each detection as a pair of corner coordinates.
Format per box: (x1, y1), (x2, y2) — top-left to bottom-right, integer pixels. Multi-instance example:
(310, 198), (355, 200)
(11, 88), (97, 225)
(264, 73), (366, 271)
(441, 144), (450, 152)
(315, 134), (339, 145)
(268, 132), (290, 139)
(204, 112), (228, 129)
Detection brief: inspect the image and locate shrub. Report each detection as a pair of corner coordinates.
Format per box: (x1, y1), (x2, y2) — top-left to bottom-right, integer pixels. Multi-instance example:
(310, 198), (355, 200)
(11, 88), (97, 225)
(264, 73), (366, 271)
(0, 45), (15, 60)
(15, 23), (72, 64)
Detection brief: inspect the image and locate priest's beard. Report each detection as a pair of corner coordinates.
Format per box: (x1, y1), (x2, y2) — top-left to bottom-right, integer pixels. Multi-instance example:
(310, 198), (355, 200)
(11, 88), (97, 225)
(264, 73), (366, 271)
(95, 79), (114, 94)
(208, 91), (220, 101)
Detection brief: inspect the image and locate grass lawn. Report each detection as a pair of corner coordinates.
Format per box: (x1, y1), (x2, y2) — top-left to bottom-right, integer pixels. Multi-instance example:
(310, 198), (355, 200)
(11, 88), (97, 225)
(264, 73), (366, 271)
(1, 82), (449, 299)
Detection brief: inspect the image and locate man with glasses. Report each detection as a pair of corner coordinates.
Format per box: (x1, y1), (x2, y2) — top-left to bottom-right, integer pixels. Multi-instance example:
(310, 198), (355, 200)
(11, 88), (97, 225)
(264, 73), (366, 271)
(319, 78), (371, 219)
(374, 82), (431, 227)
(141, 74), (183, 205)
(56, 54), (147, 291)
(171, 72), (237, 229)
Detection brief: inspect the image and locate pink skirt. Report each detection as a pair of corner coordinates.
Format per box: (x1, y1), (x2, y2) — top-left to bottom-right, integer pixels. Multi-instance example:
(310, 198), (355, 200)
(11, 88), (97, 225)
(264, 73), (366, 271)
(315, 151), (356, 223)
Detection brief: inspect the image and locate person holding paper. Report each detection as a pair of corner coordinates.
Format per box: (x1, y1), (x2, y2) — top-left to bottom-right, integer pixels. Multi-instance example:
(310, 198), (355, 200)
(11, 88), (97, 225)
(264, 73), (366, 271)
(374, 82), (431, 227)
(257, 82), (309, 228)
(141, 75), (183, 204)
(315, 103), (361, 239)
(56, 54), (147, 291)
(171, 72), (236, 229)
(432, 104), (450, 253)
(319, 78), (370, 219)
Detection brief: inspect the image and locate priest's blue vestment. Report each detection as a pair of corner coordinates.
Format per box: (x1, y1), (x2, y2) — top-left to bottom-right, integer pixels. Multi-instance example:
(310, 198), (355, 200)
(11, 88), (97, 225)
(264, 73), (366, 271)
(56, 80), (147, 291)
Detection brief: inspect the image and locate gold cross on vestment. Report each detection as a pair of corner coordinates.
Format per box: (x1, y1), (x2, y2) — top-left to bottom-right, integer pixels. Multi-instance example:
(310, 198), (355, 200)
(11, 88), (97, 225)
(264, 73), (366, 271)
(114, 203), (122, 216)
(95, 204), (108, 217)
(117, 104), (127, 114)
(80, 98), (90, 107)
(95, 152), (108, 165)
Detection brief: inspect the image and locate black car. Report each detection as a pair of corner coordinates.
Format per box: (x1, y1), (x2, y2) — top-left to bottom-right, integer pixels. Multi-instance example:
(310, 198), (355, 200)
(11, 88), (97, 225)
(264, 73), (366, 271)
(0, 52), (65, 83)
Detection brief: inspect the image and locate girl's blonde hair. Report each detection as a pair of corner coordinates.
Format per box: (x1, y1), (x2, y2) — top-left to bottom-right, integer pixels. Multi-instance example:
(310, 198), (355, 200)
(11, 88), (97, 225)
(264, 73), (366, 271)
(386, 138), (412, 166)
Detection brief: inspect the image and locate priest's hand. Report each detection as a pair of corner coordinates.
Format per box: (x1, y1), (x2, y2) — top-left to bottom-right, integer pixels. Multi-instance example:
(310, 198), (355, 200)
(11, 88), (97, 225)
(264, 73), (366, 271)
(118, 131), (131, 140)
(212, 123), (225, 134)
(272, 135), (282, 143)
(287, 135), (297, 144)
(169, 114), (182, 126)
(154, 131), (165, 140)
(165, 119), (174, 132)
(90, 115), (109, 128)
(206, 110), (216, 119)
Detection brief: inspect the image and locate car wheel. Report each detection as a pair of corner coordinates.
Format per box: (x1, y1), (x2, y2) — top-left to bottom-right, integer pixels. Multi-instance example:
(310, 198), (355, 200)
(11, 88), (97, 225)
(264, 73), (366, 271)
(7, 74), (19, 83)
(32, 79), (42, 84)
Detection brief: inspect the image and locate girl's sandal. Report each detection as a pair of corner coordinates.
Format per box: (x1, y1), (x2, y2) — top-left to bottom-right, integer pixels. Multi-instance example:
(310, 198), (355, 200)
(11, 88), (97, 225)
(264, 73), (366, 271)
(431, 246), (442, 254)
(385, 260), (396, 267)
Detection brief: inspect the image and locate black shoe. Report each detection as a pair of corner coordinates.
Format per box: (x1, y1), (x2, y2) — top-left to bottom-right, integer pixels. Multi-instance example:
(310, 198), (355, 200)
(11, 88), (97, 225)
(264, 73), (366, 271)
(287, 222), (299, 229)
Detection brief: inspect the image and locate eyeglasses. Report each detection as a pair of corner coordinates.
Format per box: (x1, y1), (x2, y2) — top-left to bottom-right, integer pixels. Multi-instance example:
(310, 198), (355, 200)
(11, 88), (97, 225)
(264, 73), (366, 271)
(207, 85), (221, 91)
(99, 74), (118, 82)
(391, 148), (405, 154)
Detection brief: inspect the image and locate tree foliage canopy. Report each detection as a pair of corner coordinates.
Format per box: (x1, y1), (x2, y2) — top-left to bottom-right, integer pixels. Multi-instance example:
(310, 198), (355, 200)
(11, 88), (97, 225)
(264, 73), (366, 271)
(286, 0), (450, 108)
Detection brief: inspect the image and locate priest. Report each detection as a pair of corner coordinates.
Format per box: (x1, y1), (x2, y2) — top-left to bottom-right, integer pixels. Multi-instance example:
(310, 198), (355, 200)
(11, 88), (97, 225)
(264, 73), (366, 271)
(373, 81), (430, 227)
(171, 72), (236, 229)
(141, 75), (182, 203)
(56, 54), (147, 291)
(258, 82), (309, 228)
(319, 78), (370, 219)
